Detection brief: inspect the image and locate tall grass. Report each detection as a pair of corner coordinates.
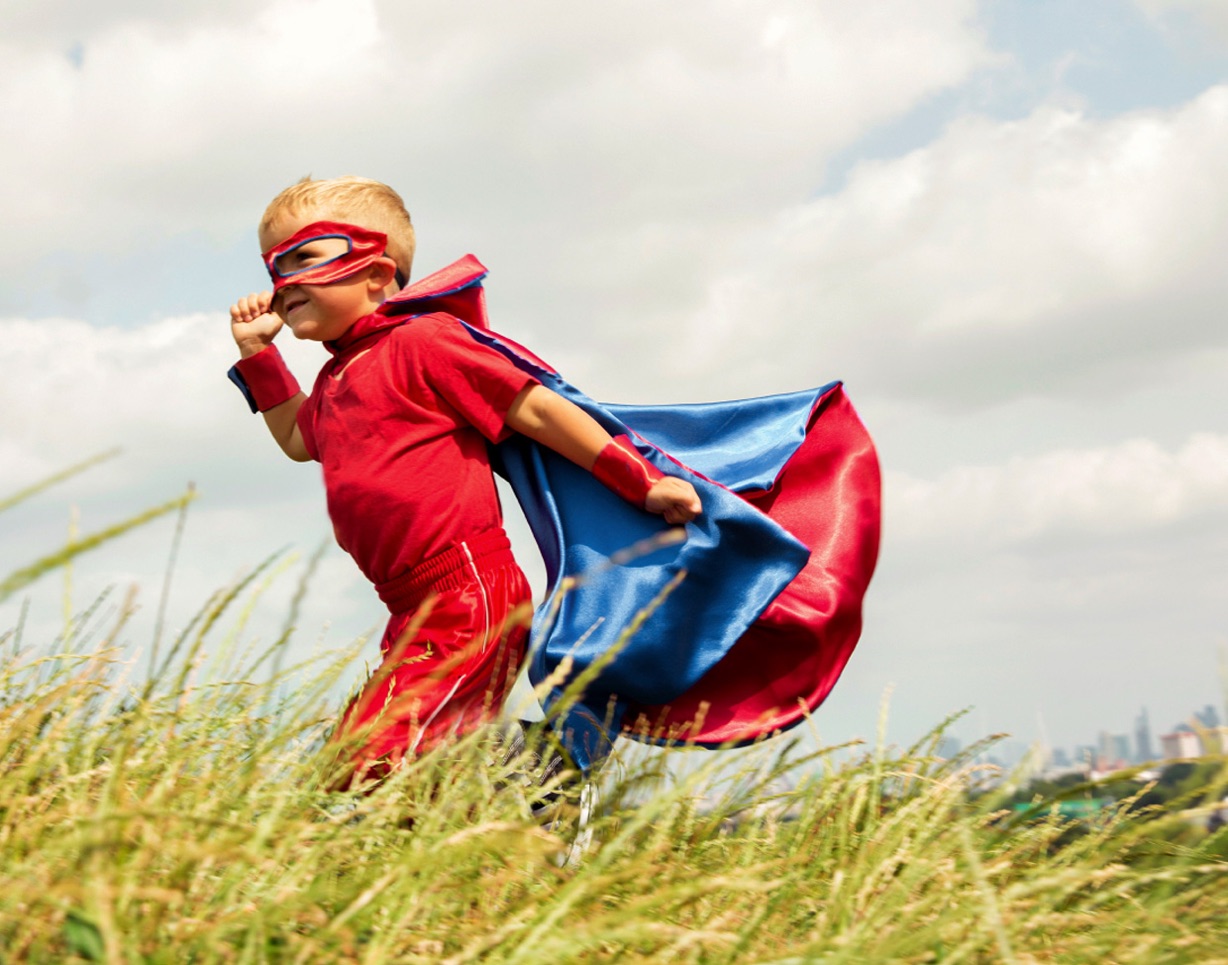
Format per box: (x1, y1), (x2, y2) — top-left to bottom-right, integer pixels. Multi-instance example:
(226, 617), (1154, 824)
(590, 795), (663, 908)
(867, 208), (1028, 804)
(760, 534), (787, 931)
(2, 473), (1226, 962)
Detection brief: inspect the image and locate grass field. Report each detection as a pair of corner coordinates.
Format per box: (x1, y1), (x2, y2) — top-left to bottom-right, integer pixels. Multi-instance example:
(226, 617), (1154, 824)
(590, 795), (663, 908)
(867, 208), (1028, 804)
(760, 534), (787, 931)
(2, 470), (1227, 962)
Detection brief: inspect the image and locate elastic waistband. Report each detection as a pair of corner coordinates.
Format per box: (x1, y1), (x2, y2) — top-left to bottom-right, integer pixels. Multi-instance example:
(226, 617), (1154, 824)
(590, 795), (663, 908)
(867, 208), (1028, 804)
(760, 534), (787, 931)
(375, 529), (514, 614)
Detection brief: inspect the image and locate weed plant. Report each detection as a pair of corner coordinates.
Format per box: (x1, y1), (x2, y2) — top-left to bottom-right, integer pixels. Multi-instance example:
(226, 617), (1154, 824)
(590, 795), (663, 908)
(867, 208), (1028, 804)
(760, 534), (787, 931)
(2, 468), (1227, 962)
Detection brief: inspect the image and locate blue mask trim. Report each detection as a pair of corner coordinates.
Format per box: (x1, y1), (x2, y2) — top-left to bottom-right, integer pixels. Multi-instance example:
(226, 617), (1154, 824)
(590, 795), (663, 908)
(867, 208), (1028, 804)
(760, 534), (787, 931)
(269, 233), (355, 279)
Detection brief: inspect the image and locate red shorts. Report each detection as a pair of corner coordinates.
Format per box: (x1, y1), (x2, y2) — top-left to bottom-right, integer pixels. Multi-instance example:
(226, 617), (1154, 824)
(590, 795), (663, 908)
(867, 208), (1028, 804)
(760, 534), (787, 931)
(335, 530), (532, 782)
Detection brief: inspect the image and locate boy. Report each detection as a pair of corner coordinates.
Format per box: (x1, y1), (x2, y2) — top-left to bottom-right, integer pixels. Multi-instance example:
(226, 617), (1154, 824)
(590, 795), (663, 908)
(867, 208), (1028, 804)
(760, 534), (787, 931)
(228, 176), (701, 783)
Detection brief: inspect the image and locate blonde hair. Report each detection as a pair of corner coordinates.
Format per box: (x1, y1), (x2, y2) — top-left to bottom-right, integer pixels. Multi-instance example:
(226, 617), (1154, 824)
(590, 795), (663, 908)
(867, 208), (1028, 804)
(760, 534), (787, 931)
(260, 176), (416, 282)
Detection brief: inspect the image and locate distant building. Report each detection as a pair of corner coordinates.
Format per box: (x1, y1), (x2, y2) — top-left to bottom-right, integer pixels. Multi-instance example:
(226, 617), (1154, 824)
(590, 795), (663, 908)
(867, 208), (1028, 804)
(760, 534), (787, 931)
(1098, 731), (1132, 769)
(1051, 747), (1071, 769)
(1195, 704), (1222, 729)
(1135, 707), (1154, 762)
(1160, 731), (1203, 760)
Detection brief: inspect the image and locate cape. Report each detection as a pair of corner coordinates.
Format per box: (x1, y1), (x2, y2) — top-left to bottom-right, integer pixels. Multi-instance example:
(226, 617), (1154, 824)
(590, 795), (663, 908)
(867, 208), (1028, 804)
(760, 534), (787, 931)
(382, 256), (882, 768)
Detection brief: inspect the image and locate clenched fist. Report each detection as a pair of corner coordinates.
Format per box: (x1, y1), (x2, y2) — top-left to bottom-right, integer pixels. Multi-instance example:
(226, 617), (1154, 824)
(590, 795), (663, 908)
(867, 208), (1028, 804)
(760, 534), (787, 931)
(230, 291), (281, 358)
(645, 476), (703, 524)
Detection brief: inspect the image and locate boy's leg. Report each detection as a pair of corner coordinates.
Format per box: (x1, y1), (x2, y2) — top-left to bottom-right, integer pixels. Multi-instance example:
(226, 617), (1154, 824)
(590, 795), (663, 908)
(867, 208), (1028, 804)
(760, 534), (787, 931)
(548, 695), (623, 774)
(334, 557), (531, 786)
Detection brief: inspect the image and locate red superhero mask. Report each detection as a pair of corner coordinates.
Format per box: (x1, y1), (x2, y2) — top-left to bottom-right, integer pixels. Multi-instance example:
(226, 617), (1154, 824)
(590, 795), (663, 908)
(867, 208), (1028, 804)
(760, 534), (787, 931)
(262, 221), (390, 295)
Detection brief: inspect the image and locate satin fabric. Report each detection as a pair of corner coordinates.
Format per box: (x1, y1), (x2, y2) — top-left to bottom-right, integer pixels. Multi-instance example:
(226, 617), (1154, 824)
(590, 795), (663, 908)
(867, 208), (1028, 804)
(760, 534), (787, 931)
(491, 362), (879, 766)
(379, 256), (882, 769)
(335, 552), (529, 784)
(615, 385), (881, 747)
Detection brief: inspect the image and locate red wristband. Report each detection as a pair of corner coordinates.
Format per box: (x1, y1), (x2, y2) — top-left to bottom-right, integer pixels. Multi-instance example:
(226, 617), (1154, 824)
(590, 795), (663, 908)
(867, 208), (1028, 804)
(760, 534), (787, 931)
(592, 434), (665, 509)
(229, 344), (301, 413)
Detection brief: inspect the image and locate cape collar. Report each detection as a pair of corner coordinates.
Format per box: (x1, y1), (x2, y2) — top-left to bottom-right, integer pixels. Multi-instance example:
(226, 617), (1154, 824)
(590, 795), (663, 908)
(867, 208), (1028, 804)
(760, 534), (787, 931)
(323, 254), (490, 357)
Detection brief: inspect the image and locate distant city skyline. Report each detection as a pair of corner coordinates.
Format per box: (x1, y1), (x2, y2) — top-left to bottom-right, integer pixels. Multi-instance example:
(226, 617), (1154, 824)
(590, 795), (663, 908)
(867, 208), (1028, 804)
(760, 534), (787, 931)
(986, 698), (1228, 774)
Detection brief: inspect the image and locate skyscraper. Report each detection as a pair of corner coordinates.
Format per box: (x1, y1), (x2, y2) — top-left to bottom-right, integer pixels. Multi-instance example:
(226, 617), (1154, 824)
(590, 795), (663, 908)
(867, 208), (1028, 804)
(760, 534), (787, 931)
(1098, 731), (1132, 768)
(1135, 707), (1154, 762)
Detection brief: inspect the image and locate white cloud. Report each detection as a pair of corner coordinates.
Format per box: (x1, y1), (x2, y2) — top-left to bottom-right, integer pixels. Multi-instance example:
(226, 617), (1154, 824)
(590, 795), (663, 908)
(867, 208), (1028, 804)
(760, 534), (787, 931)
(668, 86), (1228, 406)
(0, 313), (306, 487)
(889, 432), (1228, 547)
(0, 1), (991, 301)
(0, 0), (387, 252)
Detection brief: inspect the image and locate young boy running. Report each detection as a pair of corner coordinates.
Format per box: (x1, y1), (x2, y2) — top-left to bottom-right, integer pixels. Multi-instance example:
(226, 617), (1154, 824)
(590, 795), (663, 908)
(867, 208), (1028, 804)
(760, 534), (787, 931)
(228, 176), (701, 783)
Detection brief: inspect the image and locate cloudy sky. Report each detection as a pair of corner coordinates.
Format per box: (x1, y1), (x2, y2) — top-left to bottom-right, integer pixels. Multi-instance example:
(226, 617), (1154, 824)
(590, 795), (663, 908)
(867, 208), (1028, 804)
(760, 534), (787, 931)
(3, 0), (1227, 759)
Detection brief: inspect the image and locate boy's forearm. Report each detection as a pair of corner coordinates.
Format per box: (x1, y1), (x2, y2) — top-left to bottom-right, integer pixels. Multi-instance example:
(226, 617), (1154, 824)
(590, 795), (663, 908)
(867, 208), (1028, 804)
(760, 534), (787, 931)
(262, 393), (310, 461)
(505, 385), (611, 470)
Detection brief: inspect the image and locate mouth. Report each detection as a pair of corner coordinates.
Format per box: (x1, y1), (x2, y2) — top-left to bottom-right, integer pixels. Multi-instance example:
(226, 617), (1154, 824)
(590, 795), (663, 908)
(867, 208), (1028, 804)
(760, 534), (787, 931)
(282, 294), (309, 316)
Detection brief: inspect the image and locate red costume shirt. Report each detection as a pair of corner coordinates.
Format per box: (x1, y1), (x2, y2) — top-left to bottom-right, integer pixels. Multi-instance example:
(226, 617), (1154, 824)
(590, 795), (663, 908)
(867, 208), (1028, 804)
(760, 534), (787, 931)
(295, 310), (539, 588)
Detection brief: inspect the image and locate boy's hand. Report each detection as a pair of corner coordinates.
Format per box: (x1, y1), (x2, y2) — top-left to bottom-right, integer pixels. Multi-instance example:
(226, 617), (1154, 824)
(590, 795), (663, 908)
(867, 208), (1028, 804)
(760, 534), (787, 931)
(645, 477), (702, 524)
(230, 291), (282, 358)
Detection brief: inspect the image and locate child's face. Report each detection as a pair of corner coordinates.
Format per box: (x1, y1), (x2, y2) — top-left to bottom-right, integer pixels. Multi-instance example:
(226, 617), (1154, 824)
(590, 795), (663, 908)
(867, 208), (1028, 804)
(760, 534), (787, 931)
(259, 213), (392, 342)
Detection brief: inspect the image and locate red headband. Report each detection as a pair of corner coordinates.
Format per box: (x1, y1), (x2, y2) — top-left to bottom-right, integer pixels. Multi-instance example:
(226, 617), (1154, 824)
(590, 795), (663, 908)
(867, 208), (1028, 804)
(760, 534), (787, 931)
(262, 221), (390, 294)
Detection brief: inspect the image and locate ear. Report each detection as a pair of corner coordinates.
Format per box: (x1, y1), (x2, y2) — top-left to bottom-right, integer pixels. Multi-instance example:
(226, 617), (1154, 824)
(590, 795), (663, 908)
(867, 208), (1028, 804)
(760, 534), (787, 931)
(366, 256), (400, 293)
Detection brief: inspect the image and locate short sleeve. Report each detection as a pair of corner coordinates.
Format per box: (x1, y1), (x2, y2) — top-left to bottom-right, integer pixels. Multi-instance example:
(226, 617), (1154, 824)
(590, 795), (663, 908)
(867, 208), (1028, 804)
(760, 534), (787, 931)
(416, 317), (540, 442)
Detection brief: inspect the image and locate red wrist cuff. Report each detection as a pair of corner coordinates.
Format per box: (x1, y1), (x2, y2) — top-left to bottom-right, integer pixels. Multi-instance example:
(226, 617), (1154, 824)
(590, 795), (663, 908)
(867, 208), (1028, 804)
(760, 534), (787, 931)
(592, 434), (664, 509)
(229, 345), (301, 413)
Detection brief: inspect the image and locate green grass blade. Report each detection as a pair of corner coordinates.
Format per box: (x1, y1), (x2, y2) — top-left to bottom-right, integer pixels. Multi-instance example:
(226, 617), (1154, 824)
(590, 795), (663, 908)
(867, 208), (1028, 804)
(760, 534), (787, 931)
(0, 448), (121, 515)
(0, 488), (198, 605)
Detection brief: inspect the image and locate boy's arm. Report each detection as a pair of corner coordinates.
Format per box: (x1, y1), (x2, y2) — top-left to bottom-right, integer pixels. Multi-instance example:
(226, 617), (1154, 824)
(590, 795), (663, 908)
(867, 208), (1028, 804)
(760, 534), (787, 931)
(505, 384), (702, 524)
(254, 392), (310, 462)
(230, 292), (312, 463)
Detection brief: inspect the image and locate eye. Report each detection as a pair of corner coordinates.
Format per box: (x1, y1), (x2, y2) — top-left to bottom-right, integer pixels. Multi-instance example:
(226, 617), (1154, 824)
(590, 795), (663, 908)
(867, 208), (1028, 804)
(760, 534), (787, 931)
(273, 235), (351, 275)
